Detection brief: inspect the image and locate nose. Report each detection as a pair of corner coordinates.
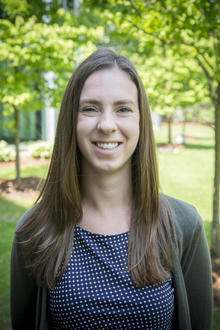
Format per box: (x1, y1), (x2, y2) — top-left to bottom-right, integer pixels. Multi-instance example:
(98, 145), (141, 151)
(97, 111), (117, 134)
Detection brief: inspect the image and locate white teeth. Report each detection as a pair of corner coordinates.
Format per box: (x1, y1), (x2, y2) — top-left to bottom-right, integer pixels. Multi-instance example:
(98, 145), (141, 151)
(96, 142), (119, 149)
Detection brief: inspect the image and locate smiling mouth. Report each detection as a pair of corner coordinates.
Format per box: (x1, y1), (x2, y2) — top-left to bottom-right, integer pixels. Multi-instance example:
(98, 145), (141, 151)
(93, 142), (121, 150)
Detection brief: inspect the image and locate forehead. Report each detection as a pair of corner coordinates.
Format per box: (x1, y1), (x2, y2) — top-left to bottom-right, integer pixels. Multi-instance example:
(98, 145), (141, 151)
(80, 67), (138, 103)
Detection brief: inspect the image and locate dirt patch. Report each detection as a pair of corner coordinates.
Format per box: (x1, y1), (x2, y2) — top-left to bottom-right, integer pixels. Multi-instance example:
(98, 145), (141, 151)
(0, 176), (45, 201)
(212, 258), (220, 307)
(0, 157), (50, 170)
(0, 177), (44, 192)
(0, 157), (49, 201)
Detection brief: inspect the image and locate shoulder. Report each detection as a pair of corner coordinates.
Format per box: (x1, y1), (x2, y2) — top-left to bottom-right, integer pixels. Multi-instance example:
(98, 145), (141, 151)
(15, 205), (38, 231)
(163, 195), (204, 255)
(165, 194), (203, 230)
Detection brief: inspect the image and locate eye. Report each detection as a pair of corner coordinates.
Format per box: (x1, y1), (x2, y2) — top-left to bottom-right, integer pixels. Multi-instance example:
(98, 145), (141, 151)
(117, 107), (132, 113)
(81, 106), (98, 113)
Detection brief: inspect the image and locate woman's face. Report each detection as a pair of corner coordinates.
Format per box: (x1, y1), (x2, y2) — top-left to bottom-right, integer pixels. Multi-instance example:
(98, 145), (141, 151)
(76, 66), (140, 175)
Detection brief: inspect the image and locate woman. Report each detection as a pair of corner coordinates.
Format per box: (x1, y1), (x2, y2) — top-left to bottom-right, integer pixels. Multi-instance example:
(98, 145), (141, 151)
(11, 48), (213, 330)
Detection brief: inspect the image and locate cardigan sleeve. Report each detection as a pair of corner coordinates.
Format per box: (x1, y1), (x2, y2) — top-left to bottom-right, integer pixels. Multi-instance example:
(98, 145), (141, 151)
(167, 196), (213, 330)
(10, 209), (38, 330)
(180, 212), (213, 330)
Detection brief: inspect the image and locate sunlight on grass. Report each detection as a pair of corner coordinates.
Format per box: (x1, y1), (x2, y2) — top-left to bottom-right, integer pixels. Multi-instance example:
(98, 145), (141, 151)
(0, 165), (48, 180)
(154, 123), (214, 235)
(0, 196), (27, 222)
(0, 220), (16, 330)
(0, 197), (28, 330)
(158, 148), (214, 223)
(2, 194), (36, 209)
(213, 308), (220, 330)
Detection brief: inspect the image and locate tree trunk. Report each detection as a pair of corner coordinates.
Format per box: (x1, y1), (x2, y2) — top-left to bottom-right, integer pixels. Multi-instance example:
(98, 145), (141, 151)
(14, 106), (20, 179)
(181, 111), (186, 145)
(167, 116), (172, 144)
(182, 120), (186, 137)
(211, 84), (220, 257)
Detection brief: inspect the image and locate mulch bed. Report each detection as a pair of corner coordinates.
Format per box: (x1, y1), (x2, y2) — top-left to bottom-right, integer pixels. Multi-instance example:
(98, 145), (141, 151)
(0, 176), (44, 193)
(0, 177), (45, 201)
(212, 258), (220, 307)
(0, 158), (220, 307)
(0, 158), (48, 200)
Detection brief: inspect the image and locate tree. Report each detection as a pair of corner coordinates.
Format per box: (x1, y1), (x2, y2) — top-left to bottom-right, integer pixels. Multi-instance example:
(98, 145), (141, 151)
(0, 2), (104, 178)
(130, 47), (209, 144)
(83, 0), (220, 256)
(79, 1), (211, 142)
(0, 16), (45, 178)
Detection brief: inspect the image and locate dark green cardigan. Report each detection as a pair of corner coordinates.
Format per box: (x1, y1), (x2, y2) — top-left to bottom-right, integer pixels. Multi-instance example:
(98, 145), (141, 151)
(10, 195), (213, 329)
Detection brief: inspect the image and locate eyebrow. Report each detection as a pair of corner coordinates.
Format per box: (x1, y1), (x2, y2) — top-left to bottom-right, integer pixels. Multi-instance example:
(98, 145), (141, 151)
(79, 98), (137, 107)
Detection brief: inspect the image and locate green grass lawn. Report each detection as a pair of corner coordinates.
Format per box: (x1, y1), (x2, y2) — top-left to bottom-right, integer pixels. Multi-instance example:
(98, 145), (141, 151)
(155, 122), (214, 244)
(0, 198), (27, 330)
(0, 122), (219, 329)
(0, 164), (48, 180)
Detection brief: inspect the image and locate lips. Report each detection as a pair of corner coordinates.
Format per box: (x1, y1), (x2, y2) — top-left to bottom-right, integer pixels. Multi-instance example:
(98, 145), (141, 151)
(93, 142), (121, 150)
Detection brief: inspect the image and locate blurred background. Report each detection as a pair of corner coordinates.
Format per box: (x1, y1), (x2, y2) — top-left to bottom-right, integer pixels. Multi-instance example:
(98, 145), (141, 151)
(0, 0), (219, 328)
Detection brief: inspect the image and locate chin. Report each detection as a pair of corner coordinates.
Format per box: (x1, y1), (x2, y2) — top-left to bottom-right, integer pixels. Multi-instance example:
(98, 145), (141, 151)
(92, 161), (130, 175)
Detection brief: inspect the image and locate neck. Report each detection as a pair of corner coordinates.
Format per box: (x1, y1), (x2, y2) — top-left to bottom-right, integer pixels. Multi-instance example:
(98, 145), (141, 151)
(79, 164), (133, 234)
(80, 165), (133, 213)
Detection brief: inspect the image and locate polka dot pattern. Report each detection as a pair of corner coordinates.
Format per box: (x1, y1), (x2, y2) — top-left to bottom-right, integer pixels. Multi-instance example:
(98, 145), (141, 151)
(49, 226), (174, 329)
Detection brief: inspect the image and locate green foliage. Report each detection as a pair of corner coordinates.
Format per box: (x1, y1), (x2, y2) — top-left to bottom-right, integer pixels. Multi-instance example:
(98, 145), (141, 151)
(128, 48), (211, 121)
(0, 15), (48, 120)
(83, 0), (219, 114)
(0, 140), (15, 162)
(0, 0), (61, 22)
(0, 0), (29, 18)
(0, 2), (104, 179)
(0, 5), (105, 124)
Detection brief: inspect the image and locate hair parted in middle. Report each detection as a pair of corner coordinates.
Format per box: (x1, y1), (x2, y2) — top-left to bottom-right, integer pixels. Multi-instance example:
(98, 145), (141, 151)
(17, 48), (176, 289)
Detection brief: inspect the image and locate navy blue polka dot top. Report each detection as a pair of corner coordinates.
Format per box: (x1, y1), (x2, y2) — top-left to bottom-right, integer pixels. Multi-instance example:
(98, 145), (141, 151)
(49, 226), (174, 329)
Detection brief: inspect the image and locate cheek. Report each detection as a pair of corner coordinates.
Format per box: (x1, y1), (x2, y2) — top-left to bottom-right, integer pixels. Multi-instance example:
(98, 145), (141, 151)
(130, 120), (140, 150)
(125, 119), (140, 140)
(76, 119), (88, 139)
(76, 118), (95, 152)
(135, 115), (140, 141)
(76, 121), (86, 149)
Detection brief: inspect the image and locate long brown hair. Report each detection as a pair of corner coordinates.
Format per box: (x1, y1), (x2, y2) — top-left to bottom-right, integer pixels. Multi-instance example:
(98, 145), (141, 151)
(17, 48), (176, 289)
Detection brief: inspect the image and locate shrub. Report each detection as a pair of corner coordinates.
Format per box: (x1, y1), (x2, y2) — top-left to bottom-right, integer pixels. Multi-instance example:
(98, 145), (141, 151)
(0, 140), (15, 162)
(28, 141), (53, 159)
